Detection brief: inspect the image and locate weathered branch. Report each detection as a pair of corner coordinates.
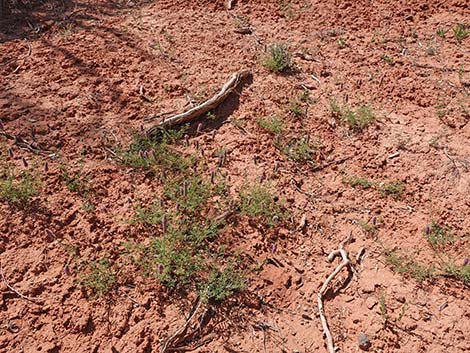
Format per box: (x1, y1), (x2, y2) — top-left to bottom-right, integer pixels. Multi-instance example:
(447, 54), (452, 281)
(146, 70), (251, 135)
(317, 236), (352, 353)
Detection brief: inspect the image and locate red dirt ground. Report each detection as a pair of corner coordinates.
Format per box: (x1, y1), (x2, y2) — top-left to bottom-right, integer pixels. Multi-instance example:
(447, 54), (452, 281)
(1, 0), (469, 352)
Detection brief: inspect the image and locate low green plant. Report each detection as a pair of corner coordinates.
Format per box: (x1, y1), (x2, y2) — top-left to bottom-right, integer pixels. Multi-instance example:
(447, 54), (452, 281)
(261, 43), (292, 73)
(81, 200), (95, 213)
(117, 130), (190, 172)
(424, 221), (454, 247)
(150, 235), (203, 288)
(82, 258), (117, 297)
(378, 181), (404, 200)
(199, 266), (245, 303)
(0, 162), (39, 206)
(358, 220), (378, 235)
(441, 259), (470, 285)
(329, 99), (376, 131)
(164, 175), (212, 212)
(347, 176), (373, 189)
(288, 99), (306, 117)
(436, 28), (446, 38)
(279, 136), (316, 162)
(381, 54), (394, 65)
(61, 165), (91, 196)
(257, 115), (284, 135)
(132, 202), (163, 226)
(453, 23), (469, 42)
(240, 184), (286, 226)
(337, 37), (347, 48)
(384, 250), (435, 282)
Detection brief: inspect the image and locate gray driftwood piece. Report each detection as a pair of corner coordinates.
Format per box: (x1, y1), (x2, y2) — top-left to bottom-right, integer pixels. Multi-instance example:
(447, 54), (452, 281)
(146, 70), (250, 135)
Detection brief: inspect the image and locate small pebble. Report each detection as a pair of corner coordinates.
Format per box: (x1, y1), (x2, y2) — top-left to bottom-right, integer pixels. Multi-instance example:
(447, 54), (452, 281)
(358, 332), (371, 351)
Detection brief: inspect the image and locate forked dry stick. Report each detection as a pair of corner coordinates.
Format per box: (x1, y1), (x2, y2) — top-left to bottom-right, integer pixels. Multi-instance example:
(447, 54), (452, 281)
(146, 70), (251, 135)
(317, 236), (352, 353)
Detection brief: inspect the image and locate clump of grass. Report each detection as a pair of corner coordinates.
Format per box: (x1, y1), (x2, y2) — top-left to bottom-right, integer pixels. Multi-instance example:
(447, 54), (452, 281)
(453, 23), (469, 42)
(436, 28), (446, 38)
(261, 43), (292, 73)
(240, 184), (286, 226)
(257, 115), (284, 135)
(424, 221), (454, 247)
(329, 99), (376, 131)
(378, 181), (404, 200)
(347, 176), (373, 189)
(81, 258), (117, 297)
(0, 156), (40, 206)
(337, 37), (347, 48)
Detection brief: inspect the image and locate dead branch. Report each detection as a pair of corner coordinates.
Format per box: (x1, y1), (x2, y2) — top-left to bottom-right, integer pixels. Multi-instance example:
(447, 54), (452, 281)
(317, 235), (352, 353)
(146, 70), (251, 135)
(161, 297), (203, 353)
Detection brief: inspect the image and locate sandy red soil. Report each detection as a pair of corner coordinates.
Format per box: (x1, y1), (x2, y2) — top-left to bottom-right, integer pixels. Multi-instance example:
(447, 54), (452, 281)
(1, 0), (469, 352)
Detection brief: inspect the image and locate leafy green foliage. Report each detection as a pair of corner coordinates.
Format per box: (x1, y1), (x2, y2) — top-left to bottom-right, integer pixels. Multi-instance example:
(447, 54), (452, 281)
(117, 130), (191, 172)
(288, 99), (306, 117)
(441, 259), (470, 286)
(347, 176), (373, 189)
(132, 202), (164, 226)
(150, 235), (202, 288)
(61, 165), (91, 196)
(358, 220), (378, 235)
(164, 175), (212, 212)
(436, 28), (446, 38)
(384, 250), (435, 282)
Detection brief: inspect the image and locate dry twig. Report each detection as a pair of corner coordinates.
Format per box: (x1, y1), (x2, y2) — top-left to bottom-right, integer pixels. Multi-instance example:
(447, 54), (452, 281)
(317, 235), (352, 353)
(0, 261), (38, 303)
(146, 70), (250, 134)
